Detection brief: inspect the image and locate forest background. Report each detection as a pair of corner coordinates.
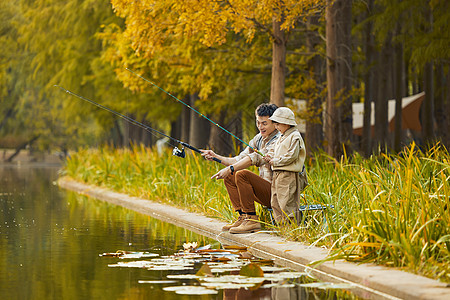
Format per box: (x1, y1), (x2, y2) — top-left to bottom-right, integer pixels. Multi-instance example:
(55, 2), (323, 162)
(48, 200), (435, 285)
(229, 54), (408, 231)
(1, 0), (449, 159)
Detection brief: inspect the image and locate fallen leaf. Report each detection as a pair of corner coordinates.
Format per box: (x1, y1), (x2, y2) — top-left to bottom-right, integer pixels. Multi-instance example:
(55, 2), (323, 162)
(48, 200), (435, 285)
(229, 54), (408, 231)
(196, 263), (213, 277)
(239, 252), (254, 259)
(223, 245), (248, 251)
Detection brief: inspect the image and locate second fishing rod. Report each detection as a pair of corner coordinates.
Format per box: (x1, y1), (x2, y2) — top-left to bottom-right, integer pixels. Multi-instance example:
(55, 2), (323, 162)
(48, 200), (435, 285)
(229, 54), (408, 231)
(126, 68), (265, 157)
(55, 85), (221, 163)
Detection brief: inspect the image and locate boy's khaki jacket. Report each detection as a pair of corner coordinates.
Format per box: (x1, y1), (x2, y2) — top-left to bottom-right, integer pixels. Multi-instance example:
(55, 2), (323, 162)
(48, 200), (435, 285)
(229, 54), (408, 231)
(269, 127), (306, 172)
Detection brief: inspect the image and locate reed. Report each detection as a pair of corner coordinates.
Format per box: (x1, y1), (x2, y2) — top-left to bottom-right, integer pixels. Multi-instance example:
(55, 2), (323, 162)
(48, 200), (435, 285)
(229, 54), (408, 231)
(303, 143), (450, 282)
(63, 145), (234, 221)
(62, 142), (450, 282)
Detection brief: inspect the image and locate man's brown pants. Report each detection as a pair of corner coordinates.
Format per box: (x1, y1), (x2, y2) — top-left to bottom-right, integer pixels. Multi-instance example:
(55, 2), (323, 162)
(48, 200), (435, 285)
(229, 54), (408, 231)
(224, 170), (271, 213)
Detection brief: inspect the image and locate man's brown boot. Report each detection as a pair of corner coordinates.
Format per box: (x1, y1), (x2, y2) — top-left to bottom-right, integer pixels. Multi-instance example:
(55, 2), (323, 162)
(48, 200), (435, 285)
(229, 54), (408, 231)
(222, 214), (247, 231)
(229, 215), (261, 234)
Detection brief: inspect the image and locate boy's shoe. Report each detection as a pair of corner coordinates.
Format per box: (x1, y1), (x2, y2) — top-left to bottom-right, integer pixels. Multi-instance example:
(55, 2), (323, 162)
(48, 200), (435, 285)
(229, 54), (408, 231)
(222, 214), (247, 231)
(229, 215), (261, 234)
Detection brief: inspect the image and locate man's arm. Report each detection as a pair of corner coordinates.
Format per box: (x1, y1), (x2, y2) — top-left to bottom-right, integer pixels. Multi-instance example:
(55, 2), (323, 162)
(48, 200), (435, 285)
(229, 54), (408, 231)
(200, 149), (236, 166)
(211, 156), (252, 180)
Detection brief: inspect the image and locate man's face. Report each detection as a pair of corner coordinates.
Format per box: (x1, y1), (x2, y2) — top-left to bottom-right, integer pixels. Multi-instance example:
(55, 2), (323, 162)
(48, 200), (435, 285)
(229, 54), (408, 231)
(256, 115), (276, 138)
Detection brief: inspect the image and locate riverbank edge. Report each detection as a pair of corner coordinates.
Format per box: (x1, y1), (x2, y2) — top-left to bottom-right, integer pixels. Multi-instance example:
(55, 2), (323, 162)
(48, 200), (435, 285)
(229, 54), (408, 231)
(58, 177), (449, 300)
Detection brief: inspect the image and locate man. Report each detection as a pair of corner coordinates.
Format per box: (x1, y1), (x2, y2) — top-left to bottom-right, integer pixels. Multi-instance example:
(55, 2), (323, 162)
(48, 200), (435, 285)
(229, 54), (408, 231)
(201, 103), (279, 234)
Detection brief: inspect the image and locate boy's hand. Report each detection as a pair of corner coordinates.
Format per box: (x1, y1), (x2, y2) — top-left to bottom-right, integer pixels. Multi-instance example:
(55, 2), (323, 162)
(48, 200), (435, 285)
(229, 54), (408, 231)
(263, 155), (273, 165)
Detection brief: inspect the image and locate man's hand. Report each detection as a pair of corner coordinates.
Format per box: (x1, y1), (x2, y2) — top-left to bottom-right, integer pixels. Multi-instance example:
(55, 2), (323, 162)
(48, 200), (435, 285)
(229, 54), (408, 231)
(201, 149), (216, 161)
(211, 167), (231, 180)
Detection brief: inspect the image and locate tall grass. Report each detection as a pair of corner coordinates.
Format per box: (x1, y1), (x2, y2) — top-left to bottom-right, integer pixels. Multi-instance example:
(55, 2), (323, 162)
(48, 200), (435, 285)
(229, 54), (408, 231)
(63, 144), (235, 221)
(62, 143), (450, 282)
(304, 143), (450, 282)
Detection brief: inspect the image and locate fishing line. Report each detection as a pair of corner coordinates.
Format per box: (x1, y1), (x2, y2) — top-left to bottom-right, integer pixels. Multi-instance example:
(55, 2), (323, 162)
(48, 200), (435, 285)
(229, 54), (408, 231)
(54, 85), (221, 163)
(126, 68), (264, 157)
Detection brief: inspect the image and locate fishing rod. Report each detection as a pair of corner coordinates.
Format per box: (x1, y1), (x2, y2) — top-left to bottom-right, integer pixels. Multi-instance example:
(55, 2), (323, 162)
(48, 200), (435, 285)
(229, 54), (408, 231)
(126, 68), (265, 157)
(54, 85), (221, 163)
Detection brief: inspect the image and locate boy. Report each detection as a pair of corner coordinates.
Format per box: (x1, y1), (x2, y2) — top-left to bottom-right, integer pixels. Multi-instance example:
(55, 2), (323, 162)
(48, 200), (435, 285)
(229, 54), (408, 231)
(264, 107), (306, 224)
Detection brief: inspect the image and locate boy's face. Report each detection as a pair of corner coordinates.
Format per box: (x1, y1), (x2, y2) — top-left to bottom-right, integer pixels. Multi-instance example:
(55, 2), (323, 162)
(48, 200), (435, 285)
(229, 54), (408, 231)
(256, 115), (276, 138)
(274, 122), (291, 134)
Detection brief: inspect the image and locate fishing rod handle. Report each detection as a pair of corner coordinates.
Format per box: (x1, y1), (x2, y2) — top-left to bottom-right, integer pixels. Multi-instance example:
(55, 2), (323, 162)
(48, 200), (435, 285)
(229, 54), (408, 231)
(211, 157), (222, 163)
(180, 142), (222, 164)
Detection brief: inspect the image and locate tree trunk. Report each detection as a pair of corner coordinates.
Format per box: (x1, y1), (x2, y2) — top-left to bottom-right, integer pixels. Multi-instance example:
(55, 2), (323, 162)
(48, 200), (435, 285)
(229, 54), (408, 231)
(446, 67), (450, 149)
(112, 120), (123, 147)
(423, 61), (435, 146)
(6, 135), (40, 162)
(404, 53), (410, 96)
(305, 14), (324, 153)
(0, 108), (14, 132)
(325, 0), (340, 157)
(325, 0), (352, 158)
(228, 111), (244, 153)
(434, 64), (448, 148)
(412, 69), (419, 95)
(122, 118), (130, 147)
(188, 94), (210, 148)
(339, 0), (353, 155)
(140, 122), (152, 147)
(374, 39), (391, 152)
(394, 34), (404, 152)
(208, 110), (233, 156)
(181, 95), (191, 143)
(422, 8), (435, 147)
(127, 115), (143, 146)
(170, 119), (182, 141)
(271, 17), (286, 107)
(362, 0), (374, 157)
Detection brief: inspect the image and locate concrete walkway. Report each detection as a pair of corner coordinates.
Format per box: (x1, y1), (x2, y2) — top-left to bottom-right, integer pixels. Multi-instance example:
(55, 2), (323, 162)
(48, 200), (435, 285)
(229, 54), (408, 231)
(58, 177), (449, 300)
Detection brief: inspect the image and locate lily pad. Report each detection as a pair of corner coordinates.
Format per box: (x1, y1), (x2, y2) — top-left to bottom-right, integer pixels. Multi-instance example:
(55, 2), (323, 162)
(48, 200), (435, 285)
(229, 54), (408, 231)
(163, 286), (218, 295)
(262, 283), (296, 288)
(162, 286), (199, 292)
(175, 289), (218, 295)
(240, 262), (264, 277)
(108, 261), (152, 268)
(99, 251), (159, 259)
(166, 274), (201, 279)
(119, 252), (159, 259)
(199, 275), (247, 282)
(201, 282), (256, 289)
(210, 268), (241, 273)
(148, 265), (193, 271)
(138, 280), (177, 284)
(231, 277), (266, 284)
(263, 272), (306, 281)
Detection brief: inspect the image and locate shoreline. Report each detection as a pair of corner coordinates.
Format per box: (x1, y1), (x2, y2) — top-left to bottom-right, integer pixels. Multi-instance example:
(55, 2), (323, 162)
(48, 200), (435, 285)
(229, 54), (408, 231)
(58, 177), (449, 300)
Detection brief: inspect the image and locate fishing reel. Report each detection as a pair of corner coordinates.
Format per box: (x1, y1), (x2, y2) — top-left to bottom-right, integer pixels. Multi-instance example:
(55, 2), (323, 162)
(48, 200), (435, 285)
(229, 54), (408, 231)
(172, 147), (186, 158)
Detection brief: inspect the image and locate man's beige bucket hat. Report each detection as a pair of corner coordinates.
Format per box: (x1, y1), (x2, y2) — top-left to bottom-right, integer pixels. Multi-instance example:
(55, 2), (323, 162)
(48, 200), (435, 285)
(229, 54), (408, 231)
(269, 107), (297, 126)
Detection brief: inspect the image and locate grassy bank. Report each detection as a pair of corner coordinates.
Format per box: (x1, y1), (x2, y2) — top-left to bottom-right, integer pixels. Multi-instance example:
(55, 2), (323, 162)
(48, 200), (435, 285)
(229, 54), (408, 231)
(62, 143), (450, 282)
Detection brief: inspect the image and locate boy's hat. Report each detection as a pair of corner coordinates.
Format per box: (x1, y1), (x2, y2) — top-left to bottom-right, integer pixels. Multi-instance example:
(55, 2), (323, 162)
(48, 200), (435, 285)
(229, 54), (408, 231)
(269, 107), (297, 126)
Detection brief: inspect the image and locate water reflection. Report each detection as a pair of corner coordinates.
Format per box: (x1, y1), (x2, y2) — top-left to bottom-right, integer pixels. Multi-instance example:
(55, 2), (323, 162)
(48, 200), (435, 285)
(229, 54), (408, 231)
(0, 167), (361, 300)
(0, 167), (214, 300)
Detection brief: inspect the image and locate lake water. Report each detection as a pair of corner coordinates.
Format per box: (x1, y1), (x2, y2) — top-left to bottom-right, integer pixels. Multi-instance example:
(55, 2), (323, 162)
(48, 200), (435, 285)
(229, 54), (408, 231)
(0, 166), (362, 299)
